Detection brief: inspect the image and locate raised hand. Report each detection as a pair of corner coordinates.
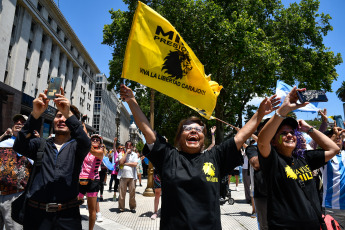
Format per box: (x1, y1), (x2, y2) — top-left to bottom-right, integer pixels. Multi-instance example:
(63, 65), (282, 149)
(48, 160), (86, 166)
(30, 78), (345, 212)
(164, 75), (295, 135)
(210, 126), (216, 134)
(5, 128), (13, 136)
(53, 87), (73, 119)
(278, 87), (309, 116)
(32, 89), (50, 119)
(297, 119), (312, 133)
(119, 84), (135, 102)
(319, 109), (328, 123)
(257, 94), (281, 117)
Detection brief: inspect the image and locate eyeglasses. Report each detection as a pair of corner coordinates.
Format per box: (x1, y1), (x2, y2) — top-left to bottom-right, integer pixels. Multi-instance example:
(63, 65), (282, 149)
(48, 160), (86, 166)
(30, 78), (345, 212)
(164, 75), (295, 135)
(182, 125), (204, 133)
(117, 147), (124, 150)
(91, 138), (100, 142)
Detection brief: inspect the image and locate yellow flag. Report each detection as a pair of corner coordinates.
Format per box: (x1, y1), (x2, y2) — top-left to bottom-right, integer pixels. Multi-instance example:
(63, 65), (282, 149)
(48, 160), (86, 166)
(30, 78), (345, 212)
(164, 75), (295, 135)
(122, 1), (222, 119)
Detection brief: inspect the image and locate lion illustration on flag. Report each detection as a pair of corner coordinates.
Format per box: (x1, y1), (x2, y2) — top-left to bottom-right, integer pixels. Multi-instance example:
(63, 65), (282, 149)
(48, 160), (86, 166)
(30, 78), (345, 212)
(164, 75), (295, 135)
(162, 49), (192, 80)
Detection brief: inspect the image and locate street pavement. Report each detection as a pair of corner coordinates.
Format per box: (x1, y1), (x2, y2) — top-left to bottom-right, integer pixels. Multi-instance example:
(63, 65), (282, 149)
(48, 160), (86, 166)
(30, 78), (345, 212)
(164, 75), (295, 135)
(81, 177), (259, 230)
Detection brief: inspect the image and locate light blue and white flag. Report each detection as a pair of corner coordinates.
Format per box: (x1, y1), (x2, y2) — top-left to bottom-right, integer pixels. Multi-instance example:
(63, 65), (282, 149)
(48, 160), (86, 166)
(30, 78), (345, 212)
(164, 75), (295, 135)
(276, 80), (320, 113)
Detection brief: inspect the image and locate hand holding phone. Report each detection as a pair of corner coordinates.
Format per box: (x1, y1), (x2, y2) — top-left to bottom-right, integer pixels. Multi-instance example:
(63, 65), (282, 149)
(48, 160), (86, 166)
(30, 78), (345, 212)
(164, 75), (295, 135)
(47, 77), (62, 99)
(297, 90), (328, 103)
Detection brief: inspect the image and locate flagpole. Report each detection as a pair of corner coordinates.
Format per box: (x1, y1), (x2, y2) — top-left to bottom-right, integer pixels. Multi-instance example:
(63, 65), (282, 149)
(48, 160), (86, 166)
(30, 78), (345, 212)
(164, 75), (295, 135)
(143, 89), (155, 197)
(214, 117), (238, 130)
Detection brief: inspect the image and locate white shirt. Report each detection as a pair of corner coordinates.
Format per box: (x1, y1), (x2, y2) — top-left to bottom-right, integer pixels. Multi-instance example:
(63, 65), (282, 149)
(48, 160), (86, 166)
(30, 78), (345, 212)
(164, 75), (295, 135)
(117, 151), (138, 179)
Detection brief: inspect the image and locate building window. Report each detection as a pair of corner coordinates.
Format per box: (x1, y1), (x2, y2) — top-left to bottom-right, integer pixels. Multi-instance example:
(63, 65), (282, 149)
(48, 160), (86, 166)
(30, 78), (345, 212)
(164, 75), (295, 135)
(48, 16), (52, 24)
(22, 81), (26, 92)
(11, 25), (16, 41)
(87, 103), (90, 111)
(64, 37), (68, 43)
(42, 34), (47, 44)
(37, 3), (42, 11)
(39, 50), (43, 61)
(37, 67), (41, 77)
(35, 88), (38, 97)
(56, 26), (61, 34)
(30, 22), (35, 32)
(28, 39), (33, 51)
(8, 45), (12, 58)
(25, 58), (30, 70)
(4, 71), (8, 83)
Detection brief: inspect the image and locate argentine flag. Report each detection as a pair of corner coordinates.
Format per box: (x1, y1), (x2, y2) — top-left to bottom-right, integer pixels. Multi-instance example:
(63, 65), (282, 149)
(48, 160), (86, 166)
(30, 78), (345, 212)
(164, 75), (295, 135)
(276, 80), (320, 113)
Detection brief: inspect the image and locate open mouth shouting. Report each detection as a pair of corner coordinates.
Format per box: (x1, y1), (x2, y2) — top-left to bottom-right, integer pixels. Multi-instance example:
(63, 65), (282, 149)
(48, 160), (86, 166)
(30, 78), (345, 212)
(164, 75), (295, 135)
(187, 134), (200, 146)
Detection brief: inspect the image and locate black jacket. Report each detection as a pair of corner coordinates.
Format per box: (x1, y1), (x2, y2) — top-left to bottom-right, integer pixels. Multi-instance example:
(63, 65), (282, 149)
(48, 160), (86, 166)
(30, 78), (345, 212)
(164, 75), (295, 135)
(13, 114), (90, 203)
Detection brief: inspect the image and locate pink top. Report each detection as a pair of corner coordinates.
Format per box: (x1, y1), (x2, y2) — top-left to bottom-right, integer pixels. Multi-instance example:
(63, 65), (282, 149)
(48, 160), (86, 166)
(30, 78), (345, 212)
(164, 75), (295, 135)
(79, 153), (102, 179)
(111, 150), (120, 175)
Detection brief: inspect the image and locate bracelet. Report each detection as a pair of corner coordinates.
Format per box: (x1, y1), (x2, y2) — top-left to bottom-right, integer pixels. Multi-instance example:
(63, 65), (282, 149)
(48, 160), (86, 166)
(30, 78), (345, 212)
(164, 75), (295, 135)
(211, 133), (215, 135)
(275, 111), (287, 119)
(307, 127), (314, 134)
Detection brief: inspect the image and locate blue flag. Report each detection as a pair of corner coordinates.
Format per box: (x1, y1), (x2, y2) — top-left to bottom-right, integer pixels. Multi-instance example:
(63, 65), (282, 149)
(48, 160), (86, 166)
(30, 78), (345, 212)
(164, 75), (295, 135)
(102, 157), (115, 171)
(332, 115), (345, 129)
(276, 80), (320, 113)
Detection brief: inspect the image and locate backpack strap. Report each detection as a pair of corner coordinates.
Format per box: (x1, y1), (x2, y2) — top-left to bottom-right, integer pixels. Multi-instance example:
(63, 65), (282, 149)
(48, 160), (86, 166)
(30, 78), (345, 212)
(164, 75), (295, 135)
(298, 179), (326, 230)
(26, 138), (46, 192)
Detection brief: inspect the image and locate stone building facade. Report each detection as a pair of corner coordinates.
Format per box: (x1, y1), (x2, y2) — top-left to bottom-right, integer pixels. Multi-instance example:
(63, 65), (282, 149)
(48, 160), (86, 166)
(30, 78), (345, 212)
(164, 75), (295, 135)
(0, 0), (99, 136)
(94, 73), (132, 148)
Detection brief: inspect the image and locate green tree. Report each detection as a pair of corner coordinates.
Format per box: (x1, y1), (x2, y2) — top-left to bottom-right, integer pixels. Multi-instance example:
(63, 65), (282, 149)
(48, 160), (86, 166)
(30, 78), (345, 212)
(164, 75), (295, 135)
(103, 0), (342, 143)
(336, 81), (345, 102)
(136, 140), (145, 153)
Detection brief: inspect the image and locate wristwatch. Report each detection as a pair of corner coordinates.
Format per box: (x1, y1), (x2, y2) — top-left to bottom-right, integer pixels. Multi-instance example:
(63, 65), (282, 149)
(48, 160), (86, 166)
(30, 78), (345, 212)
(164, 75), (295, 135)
(307, 127), (314, 134)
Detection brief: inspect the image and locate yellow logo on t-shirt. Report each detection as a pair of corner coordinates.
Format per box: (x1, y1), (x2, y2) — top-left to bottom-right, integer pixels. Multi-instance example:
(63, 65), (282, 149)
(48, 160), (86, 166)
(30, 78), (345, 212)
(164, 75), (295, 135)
(203, 162), (218, 182)
(285, 165), (297, 179)
(285, 164), (313, 181)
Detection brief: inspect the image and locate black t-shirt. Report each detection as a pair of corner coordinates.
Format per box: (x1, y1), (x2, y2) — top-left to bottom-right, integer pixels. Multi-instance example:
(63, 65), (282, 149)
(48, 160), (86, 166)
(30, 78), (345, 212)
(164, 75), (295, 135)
(246, 145), (267, 198)
(143, 134), (242, 230)
(258, 147), (326, 230)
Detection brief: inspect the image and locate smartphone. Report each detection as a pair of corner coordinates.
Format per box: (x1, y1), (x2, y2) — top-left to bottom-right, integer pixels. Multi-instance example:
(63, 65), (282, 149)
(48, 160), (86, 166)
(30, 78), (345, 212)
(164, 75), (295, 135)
(47, 77), (62, 99)
(297, 90), (328, 103)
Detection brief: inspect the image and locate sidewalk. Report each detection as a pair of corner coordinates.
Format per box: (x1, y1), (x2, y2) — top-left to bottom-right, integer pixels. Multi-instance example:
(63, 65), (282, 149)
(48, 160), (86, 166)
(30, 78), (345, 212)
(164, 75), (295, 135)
(81, 177), (259, 230)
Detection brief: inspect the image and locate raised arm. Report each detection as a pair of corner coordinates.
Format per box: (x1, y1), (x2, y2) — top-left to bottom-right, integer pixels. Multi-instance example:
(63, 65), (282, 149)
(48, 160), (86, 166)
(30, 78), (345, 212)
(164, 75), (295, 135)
(120, 85), (156, 144)
(298, 120), (340, 162)
(257, 87), (308, 158)
(234, 95), (280, 150)
(309, 109), (328, 150)
(206, 126), (216, 150)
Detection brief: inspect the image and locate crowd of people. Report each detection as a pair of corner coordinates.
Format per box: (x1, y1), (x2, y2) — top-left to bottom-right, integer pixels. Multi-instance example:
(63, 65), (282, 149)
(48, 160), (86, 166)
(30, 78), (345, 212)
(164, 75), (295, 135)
(0, 85), (344, 230)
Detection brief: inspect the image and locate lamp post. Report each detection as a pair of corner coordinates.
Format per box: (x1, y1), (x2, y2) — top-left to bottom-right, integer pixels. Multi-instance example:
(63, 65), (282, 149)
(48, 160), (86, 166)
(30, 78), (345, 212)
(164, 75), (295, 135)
(143, 89), (155, 197)
(115, 105), (121, 145)
(129, 122), (137, 145)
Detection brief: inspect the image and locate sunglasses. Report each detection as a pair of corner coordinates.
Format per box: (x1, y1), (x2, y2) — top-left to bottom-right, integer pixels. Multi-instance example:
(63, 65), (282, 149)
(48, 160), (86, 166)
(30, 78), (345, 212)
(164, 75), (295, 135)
(91, 138), (100, 142)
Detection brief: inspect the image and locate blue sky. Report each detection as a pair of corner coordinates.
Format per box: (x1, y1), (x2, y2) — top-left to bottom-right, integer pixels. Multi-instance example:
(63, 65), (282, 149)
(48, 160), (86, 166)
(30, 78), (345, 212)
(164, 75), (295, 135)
(56, 0), (344, 121)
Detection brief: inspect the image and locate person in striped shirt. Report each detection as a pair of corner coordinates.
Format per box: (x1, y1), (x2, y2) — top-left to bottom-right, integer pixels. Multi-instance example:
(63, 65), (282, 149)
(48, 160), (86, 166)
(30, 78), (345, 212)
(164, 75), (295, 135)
(322, 127), (345, 228)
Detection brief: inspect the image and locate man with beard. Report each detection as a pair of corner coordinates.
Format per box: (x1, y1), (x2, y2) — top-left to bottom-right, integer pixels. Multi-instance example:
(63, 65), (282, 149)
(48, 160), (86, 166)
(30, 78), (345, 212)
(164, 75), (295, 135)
(13, 89), (91, 230)
(0, 114), (28, 230)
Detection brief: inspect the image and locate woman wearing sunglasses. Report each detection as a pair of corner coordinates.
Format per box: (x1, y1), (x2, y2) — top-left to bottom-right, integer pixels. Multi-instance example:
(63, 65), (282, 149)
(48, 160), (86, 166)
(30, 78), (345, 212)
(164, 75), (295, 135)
(78, 134), (104, 230)
(120, 84), (280, 230)
(257, 87), (340, 230)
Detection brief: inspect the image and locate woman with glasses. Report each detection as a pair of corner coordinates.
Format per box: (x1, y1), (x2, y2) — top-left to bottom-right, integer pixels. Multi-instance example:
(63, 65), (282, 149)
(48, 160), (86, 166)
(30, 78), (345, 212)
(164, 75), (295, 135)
(120, 84), (280, 230)
(78, 134), (104, 230)
(257, 87), (340, 230)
